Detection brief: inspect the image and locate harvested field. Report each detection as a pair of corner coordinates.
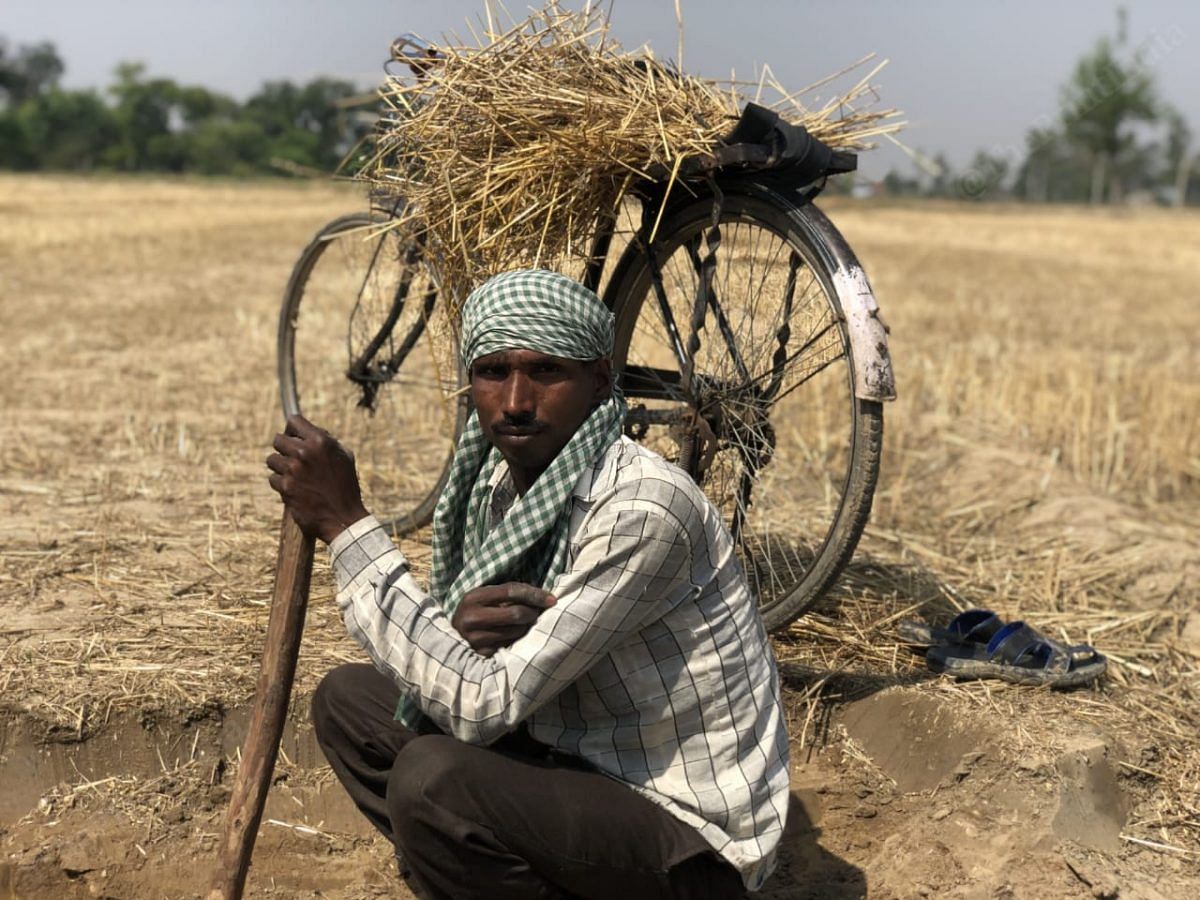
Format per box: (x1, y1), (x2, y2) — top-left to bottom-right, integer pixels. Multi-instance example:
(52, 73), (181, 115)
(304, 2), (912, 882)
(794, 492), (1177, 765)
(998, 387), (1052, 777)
(1, 175), (1197, 898)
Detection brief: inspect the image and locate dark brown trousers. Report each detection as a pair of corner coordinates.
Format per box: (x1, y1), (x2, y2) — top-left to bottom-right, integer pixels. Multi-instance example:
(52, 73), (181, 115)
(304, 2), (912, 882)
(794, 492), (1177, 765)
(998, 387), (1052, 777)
(311, 663), (745, 900)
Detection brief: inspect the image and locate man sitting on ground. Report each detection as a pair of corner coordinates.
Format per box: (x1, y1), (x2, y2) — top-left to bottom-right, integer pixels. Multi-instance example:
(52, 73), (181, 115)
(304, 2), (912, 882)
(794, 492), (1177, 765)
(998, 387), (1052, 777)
(266, 269), (789, 899)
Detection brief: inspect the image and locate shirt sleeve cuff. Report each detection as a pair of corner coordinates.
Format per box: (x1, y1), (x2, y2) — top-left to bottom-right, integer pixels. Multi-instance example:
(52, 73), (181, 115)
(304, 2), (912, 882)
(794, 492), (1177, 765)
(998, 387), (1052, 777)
(328, 515), (405, 590)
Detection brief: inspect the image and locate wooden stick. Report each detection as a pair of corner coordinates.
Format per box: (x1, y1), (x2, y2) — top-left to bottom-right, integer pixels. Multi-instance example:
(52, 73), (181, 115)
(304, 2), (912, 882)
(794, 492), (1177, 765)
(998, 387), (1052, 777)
(206, 510), (315, 900)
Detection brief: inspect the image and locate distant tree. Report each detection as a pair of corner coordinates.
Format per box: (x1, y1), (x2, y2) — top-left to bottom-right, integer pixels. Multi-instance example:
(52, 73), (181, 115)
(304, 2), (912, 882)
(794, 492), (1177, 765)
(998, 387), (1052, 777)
(301, 77), (367, 165)
(0, 111), (30, 167)
(0, 40), (64, 164)
(0, 34), (376, 177)
(183, 118), (269, 175)
(176, 84), (238, 126)
(16, 88), (119, 169)
(0, 40), (16, 102)
(1161, 106), (1195, 207)
(1058, 9), (1159, 203)
(958, 150), (1011, 201)
(881, 169), (921, 196)
(0, 38), (64, 106)
(1014, 126), (1093, 203)
(107, 62), (187, 170)
(242, 80), (302, 136)
(243, 76), (365, 170)
(1015, 127), (1054, 202)
(924, 152), (955, 197)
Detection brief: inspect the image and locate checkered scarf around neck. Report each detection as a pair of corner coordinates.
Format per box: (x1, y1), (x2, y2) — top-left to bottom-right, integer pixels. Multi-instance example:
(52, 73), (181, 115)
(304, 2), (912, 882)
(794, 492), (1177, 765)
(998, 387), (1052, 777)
(396, 269), (626, 724)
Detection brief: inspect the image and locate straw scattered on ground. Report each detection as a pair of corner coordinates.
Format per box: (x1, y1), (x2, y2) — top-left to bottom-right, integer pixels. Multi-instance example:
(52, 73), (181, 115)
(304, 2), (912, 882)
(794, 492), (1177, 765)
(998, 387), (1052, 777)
(1, 178), (1197, 887)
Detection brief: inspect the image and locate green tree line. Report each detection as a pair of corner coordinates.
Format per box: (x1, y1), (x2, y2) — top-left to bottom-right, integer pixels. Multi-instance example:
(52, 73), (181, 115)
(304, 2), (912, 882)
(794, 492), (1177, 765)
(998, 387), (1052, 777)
(5, 17), (1196, 201)
(0, 37), (371, 175)
(881, 11), (1197, 206)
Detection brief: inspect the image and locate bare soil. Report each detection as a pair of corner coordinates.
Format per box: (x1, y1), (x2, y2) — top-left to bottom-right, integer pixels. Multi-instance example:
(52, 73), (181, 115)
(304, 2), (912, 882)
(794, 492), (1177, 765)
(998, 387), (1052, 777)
(1, 176), (1197, 898)
(1, 690), (1190, 899)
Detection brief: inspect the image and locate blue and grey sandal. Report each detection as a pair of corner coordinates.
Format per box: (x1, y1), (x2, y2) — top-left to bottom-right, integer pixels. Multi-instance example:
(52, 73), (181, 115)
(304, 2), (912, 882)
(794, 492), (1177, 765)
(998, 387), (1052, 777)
(897, 609), (1004, 647)
(898, 609), (1097, 665)
(925, 620), (1107, 688)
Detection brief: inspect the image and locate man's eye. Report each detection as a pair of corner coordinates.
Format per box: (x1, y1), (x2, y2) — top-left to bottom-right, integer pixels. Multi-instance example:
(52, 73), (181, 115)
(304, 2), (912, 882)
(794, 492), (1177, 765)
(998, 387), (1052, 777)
(475, 365), (506, 379)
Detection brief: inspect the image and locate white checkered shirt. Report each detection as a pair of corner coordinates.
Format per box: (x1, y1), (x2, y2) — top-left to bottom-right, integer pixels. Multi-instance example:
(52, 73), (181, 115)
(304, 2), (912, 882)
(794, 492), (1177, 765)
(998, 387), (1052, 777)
(330, 436), (790, 890)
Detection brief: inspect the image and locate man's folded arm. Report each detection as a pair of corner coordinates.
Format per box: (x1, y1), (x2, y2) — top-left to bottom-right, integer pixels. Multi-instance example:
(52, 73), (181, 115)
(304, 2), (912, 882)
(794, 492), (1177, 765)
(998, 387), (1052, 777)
(330, 499), (697, 744)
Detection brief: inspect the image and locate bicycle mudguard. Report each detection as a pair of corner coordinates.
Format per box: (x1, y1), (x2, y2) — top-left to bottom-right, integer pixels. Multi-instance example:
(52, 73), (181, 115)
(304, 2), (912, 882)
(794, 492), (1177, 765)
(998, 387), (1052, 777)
(741, 177), (896, 403)
(831, 263), (896, 402)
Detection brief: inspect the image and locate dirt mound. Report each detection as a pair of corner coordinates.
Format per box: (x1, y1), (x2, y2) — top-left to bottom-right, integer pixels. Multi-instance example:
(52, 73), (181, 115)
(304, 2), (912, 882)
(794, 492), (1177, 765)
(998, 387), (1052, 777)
(792, 689), (1188, 899)
(0, 695), (933, 897)
(4, 686), (1193, 899)
(0, 699), (404, 899)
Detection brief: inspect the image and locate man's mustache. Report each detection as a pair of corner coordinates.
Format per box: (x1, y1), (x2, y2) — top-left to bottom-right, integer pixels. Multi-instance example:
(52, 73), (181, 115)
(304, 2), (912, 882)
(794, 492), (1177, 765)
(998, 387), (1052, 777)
(493, 412), (548, 434)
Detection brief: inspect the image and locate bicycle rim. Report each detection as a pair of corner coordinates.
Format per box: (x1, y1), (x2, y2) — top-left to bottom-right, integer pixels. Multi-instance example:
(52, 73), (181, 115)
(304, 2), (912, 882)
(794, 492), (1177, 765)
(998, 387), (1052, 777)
(610, 188), (882, 629)
(278, 213), (464, 534)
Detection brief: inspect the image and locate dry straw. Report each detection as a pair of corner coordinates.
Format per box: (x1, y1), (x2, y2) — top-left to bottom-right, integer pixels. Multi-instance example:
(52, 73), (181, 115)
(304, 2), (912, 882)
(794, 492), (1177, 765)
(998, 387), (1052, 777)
(5, 173), (1197, 881)
(355, 1), (903, 312)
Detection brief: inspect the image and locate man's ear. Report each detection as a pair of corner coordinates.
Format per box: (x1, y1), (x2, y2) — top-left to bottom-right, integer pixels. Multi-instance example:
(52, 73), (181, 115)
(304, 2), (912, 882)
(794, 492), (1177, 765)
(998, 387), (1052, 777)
(592, 357), (613, 403)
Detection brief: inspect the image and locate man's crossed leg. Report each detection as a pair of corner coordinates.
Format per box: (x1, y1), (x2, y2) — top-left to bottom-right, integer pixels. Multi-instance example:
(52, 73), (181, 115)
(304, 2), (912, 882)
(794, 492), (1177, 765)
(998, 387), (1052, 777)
(312, 663), (745, 900)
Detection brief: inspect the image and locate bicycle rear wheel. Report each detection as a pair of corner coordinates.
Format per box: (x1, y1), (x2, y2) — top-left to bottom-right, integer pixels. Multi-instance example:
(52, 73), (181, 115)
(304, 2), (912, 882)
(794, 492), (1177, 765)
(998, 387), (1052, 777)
(277, 212), (464, 535)
(607, 181), (883, 630)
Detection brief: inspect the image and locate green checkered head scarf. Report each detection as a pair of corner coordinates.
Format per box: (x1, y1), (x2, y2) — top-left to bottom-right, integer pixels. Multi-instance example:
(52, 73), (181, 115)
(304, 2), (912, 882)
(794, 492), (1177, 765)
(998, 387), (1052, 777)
(397, 270), (624, 722)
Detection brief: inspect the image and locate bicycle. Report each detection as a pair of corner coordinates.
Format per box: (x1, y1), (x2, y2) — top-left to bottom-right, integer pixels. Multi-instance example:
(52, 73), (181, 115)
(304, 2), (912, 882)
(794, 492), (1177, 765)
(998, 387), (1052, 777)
(277, 36), (895, 632)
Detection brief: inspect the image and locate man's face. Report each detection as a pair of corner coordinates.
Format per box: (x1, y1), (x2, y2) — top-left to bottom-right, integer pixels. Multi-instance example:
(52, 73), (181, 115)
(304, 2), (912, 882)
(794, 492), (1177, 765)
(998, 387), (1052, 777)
(470, 348), (612, 484)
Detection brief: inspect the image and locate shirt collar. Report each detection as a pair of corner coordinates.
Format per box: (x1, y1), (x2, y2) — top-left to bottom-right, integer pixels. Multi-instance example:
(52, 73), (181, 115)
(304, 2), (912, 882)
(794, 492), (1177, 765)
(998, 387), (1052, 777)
(487, 437), (625, 503)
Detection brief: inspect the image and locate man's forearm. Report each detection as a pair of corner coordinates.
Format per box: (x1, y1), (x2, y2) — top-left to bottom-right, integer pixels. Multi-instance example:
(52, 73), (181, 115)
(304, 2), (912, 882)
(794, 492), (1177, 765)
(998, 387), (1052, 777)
(330, 516), (527, 744)
(330, 500), (693, 744)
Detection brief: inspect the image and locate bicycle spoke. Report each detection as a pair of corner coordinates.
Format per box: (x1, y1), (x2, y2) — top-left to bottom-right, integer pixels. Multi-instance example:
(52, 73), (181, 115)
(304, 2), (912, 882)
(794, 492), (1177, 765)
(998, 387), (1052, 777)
(684, 239), (751, 384)
(284, 214), (461, 533)
(645, 238), (688, 370)
(715, 317), (840, 399)
(769, 344), (846, 404)
(351, 240), (423, 379)
(763, 253), (801, 401)
(616, 196), (868, 623)
(348, 227), (392, 353)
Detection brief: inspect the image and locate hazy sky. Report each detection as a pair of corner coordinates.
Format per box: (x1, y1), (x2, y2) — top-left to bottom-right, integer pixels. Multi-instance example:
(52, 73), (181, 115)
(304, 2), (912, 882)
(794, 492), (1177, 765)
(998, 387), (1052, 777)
(5, 1), (1197, 179)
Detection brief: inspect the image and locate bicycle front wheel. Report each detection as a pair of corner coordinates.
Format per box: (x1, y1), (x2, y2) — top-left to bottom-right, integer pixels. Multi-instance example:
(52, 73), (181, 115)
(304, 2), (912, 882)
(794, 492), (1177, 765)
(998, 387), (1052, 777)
(277, 212), (464, 535)
(608, 183), (883, 630)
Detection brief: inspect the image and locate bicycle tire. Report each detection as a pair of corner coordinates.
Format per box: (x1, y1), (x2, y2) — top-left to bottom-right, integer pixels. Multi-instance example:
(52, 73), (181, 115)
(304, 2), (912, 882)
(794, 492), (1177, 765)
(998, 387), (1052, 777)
(277, 211), (465, 535)
(605, 180), (883, 631)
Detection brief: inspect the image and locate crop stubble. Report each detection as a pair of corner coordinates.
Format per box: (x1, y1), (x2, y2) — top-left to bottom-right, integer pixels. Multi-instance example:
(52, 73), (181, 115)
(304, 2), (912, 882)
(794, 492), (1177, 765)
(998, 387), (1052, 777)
(0, 176), (1197, 877)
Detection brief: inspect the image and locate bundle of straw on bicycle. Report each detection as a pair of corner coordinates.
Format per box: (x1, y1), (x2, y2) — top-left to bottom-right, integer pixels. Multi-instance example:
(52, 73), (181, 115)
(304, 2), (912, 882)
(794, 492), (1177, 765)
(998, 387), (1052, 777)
(355, 1), (903, 314)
